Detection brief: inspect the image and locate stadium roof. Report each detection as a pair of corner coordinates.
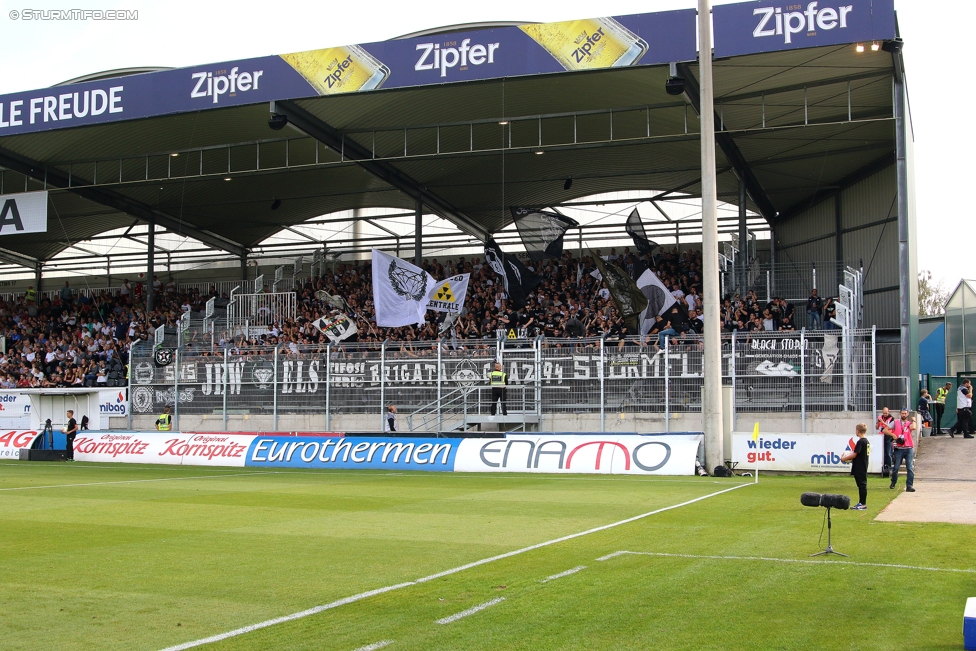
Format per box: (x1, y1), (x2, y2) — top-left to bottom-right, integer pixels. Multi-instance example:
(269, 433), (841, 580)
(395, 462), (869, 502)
(0, 1), (903, 269)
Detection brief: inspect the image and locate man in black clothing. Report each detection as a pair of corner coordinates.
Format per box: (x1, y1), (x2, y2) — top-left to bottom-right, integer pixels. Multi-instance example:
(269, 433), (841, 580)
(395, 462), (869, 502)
(62, 410), (78, 461)
(841, 423), (870, 510)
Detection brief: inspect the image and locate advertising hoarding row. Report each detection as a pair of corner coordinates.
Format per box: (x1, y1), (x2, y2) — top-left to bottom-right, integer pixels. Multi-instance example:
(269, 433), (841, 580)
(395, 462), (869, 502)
(69, 432), (702, 475)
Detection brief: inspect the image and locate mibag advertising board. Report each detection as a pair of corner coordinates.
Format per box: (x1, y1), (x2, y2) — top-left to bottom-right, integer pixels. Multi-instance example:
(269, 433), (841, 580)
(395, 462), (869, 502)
(732, 432), (884, 473)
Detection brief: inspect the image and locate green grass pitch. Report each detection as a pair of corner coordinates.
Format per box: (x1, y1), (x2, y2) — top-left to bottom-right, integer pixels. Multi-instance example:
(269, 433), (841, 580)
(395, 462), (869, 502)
(1, 461), (973, 651)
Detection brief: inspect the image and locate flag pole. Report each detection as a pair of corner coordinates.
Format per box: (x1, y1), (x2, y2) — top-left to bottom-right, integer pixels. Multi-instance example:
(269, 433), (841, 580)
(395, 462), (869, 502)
(699, 0), (725, 474)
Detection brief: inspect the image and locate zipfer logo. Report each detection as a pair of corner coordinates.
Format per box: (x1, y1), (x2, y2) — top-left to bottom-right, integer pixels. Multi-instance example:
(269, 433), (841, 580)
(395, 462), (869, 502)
(415, 39), (500, 78)
(191, 67), (264, 105)
(753, 2), (854, 44)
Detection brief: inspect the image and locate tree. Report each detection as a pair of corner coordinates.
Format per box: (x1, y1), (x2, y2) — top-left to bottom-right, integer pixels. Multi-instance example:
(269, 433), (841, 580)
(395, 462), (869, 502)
(918, 270), (950, 316)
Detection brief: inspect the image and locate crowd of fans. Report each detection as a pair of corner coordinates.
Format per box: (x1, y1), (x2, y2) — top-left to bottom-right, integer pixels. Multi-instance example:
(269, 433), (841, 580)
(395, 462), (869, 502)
(0, 245), (844, 386)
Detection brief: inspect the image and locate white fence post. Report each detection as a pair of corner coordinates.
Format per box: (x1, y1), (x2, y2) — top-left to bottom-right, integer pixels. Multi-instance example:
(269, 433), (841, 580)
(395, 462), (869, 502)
(730, 331), (736, 433)
(800, 328), (806, 433)
(273, 345), (279, 431)
(380, 340), (387, 431)
(664, 334), (670, 433)
(437, 340), (443, 433)
(222, 347), (229, 431)
(325, 344), (332, 431)
(599, 335), (606, 432)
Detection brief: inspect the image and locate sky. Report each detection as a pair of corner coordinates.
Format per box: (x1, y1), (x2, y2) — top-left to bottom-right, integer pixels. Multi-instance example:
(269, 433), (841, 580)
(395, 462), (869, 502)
(0, 0), (969, 290)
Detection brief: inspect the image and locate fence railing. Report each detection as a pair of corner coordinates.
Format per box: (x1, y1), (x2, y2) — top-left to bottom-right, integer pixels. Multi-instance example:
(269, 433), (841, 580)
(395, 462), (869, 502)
(129, 328), (878, 431)
(226, 292), (297, 335)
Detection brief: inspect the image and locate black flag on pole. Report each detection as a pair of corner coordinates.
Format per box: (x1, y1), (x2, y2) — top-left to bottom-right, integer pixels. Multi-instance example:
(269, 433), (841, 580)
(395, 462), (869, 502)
(484, 237), (543, 309)
(625, 208), (658, 257)
(591, 251), (649, 333)
(511, 207), (579, 263)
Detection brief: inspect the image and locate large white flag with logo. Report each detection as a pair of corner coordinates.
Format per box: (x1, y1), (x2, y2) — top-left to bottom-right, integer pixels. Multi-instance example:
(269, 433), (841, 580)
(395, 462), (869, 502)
(372, 248), (437, 327)
(636, 268), (677, 335)
(426, 273), (469, 316)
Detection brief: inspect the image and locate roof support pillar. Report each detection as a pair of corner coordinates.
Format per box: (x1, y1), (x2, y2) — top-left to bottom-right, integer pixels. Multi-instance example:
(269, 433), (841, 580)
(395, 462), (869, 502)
(240, 252), (248, 282)
(738, 177), (748, 293)
(34, 263), (42, 295)
(835, 193), (844, 288)
(146, 218), (155, 314)
(415, 194), (423, 267)
(699, 0), (725, 472)
(894, 76), (915, 386)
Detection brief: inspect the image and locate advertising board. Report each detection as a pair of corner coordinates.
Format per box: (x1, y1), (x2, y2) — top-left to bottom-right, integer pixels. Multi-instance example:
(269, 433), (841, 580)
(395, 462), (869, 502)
(455, 434), (702, 475)
(0, 393), (32, 429)
(0, 430), (41, 459)
(731, 432), (884, 473)
(244, 436), (460, 471)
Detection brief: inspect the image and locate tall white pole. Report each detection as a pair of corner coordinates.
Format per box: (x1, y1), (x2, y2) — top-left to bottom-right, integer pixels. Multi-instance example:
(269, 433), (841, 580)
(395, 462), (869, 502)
(699, 0), (725, 472)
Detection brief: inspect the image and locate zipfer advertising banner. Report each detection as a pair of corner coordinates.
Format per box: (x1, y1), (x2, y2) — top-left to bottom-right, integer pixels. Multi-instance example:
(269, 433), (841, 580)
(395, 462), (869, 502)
(713, 0), (895, 58)
(66, 433), (702, 475)
(731, 432), (884, 473)
(0, 11), (696, 137)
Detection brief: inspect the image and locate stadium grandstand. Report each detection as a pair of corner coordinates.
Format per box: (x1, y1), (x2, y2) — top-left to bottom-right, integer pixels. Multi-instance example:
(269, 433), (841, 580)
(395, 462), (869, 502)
(0, 1), (914, 440)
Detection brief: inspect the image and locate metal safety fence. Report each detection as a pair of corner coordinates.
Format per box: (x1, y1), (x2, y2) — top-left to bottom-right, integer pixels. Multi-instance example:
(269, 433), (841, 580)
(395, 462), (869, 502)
(129, 327), (878, 432)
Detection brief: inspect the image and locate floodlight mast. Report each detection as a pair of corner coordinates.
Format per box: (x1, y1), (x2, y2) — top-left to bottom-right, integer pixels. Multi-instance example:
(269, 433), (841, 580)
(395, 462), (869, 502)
(699, 0), (725, 472)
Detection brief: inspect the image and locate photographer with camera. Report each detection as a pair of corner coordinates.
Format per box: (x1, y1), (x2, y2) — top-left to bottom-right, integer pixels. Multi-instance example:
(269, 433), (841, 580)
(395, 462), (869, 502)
(889, 408), (916, 493)
(876, 407), (896, 477)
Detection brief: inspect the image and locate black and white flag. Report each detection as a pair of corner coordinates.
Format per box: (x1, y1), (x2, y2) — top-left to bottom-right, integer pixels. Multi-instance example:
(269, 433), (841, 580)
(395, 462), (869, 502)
(636, 268), (677, 335)
(592, 252), (648, 333)
(313, 313), (359, 343)
(484, 237), (543, 309)
(625, 208), (658, 257)
(511, 207), (579, 263)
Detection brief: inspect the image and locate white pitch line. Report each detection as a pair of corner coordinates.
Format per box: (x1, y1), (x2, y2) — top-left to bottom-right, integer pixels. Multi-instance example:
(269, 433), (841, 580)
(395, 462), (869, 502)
(0, 471), (282, 492)
(157, 481), (752, 651)
(597, 551), (976, 574)
(351, 640), (393, 651)
(539, 565), (587, 583)
(435, 598), (505, 625)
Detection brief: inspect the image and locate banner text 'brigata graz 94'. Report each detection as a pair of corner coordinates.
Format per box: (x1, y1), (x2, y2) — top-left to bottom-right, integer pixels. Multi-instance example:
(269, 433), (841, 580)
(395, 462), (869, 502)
(70, 432), (703, 475)
(0, 1), (895, 136)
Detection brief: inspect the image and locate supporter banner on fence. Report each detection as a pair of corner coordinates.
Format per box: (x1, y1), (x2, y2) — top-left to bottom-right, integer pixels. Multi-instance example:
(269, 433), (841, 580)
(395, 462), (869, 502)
(0, 392), (33, 429)
(244, 436), (462, 471)
(731, 432), (884, 473)
(0, 430), (41, 459)
(128, 330), (858, 415)
(454, 434), (702, 475)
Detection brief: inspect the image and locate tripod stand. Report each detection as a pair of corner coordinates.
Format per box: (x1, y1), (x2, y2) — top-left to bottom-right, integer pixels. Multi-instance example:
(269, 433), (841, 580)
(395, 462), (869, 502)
(811, 506), (848, 557)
